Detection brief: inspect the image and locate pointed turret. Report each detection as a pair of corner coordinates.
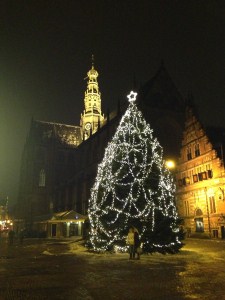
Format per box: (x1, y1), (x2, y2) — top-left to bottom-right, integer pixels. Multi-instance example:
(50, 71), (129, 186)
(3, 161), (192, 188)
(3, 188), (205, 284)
(80, 56), (104, 140)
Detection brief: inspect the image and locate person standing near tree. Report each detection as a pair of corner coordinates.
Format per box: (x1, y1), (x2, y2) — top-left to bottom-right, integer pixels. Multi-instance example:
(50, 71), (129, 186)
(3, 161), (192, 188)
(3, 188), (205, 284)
(127, 227), (135, 259)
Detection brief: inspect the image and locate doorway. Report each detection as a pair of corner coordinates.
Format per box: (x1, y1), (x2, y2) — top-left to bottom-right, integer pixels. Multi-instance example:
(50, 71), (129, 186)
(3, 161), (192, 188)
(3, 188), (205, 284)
(195, 218), (204, 232)
(69, 223), (79, 236)
(221, 226), (225, 239)
(51, 224), (57, 237)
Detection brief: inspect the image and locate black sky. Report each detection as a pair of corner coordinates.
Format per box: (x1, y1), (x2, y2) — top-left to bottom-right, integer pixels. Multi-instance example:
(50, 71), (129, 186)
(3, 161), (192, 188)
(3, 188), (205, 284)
(0, 0), (225, 205)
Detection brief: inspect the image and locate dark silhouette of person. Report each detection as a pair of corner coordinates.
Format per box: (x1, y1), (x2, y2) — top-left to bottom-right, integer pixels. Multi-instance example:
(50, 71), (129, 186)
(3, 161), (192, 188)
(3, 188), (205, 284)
(8, 230), (15, 245)
(134, 229), (141, 259)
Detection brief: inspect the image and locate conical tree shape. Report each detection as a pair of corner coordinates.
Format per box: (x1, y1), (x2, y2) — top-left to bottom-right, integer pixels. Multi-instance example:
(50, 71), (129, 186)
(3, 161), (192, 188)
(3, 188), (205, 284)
(88, 91), (182, 253)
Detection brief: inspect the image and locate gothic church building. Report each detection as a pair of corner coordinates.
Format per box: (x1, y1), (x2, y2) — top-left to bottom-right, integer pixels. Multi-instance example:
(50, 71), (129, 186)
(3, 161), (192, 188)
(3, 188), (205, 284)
(15, 60), (225, 239)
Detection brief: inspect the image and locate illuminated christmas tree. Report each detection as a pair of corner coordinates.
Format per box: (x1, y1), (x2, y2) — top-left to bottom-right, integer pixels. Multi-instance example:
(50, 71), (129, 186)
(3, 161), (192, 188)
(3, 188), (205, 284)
(88, 91), (182, 254)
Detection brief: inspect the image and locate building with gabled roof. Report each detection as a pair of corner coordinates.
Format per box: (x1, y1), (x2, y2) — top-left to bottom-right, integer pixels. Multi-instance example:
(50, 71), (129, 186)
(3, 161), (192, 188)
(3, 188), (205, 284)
(176, 106), (225, 238)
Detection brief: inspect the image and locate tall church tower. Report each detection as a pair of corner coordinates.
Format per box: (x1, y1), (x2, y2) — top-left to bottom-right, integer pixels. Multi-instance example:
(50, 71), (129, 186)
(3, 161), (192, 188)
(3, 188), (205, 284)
(80, 57), (104, 140)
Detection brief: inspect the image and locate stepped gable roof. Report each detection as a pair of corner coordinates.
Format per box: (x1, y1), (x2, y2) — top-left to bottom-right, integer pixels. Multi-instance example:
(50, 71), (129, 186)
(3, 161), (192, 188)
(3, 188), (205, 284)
(184, 105), (225, 163)
(30, 120), (82, 147)
(205, 126), (225, 162)
(139, 62), (185, 112)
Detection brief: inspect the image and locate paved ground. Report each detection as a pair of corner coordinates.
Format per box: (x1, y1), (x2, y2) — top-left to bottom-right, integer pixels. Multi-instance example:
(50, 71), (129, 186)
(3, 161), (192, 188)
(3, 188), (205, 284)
(0, 237), (225, 300)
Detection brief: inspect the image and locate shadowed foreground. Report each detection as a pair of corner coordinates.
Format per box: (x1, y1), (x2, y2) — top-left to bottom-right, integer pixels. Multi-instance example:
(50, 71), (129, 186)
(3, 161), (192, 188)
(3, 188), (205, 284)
(0, 238), (224, 299)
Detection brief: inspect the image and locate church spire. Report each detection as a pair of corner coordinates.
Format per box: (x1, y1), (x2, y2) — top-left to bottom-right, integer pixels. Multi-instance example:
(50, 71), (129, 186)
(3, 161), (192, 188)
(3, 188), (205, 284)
(80, 56), (104, 140)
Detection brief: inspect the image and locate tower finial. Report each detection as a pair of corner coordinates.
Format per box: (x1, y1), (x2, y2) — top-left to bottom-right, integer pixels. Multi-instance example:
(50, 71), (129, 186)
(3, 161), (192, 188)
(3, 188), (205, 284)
(91, 54), (94, 68)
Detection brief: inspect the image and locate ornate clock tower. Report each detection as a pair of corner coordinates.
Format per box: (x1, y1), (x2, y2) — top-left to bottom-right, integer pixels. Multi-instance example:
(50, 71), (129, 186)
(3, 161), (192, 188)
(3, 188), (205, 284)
(80, 57), (104, 140)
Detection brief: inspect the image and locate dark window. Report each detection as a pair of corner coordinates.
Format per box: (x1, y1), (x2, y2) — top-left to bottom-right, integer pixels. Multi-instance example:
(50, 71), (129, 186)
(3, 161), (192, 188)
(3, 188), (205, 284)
(195, 144), (200, 157)
(178, 179), (183, 187)
(198, 173), (203, 181)
(187, 148), (192, 160)
(208, 170), (213, 178)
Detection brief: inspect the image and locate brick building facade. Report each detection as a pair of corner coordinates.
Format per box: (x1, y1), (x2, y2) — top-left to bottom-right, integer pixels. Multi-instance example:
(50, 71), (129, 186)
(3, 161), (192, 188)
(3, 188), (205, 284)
(176, 106), (225, 238)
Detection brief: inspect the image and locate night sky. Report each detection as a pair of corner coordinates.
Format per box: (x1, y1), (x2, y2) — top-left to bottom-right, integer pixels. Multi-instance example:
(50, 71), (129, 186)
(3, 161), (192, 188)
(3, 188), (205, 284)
(0, 0), (225, 205)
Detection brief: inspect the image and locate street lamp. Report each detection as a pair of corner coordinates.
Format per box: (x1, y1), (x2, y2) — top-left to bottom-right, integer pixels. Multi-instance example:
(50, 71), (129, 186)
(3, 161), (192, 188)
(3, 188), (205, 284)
(165, 160), (176, 170)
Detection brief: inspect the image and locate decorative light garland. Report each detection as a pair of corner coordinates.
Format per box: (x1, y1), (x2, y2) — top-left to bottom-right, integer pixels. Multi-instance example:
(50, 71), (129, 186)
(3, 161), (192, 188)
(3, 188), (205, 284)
(87, 91), (182, 253)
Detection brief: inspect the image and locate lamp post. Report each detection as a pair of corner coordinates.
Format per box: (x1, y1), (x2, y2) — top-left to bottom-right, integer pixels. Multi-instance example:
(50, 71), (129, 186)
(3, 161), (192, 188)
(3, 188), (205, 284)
(204, 187), (211, 238)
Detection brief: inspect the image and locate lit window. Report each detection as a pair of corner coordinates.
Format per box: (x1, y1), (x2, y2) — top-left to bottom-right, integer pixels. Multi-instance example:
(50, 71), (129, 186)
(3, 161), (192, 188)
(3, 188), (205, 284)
(185, 177), (190, 185)
(202, 172), (207, 180)
(39, 169), (46, 187)
(193, 174), (198, 183)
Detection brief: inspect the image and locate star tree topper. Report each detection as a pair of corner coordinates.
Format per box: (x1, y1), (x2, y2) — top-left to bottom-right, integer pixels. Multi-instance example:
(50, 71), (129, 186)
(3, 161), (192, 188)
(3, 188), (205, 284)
(127, 91), (137, 103)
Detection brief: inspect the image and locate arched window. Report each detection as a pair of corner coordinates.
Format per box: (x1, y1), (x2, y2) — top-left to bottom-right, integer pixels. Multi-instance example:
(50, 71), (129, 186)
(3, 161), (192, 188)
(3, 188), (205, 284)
(195, 208), (203, 216)
(39, 169), (46, 187)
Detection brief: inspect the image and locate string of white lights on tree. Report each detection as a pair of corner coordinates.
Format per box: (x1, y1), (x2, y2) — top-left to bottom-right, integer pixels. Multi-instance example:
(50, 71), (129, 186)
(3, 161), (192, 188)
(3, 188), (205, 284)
(87, 91), (182, 254)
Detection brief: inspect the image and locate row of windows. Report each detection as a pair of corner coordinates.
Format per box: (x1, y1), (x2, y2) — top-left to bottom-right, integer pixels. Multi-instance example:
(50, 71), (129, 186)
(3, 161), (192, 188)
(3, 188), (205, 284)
(187, 144), (200, 160)
(87, 88), (98, 93)
(178, 170), (213, 186)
